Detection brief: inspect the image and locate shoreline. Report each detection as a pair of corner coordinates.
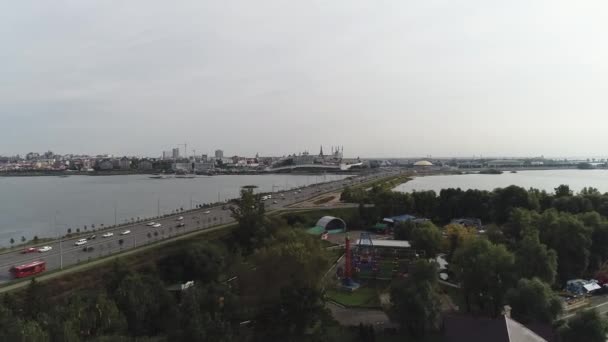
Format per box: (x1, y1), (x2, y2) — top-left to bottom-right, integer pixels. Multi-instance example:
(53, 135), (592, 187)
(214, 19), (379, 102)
(0, 170), (361, 178)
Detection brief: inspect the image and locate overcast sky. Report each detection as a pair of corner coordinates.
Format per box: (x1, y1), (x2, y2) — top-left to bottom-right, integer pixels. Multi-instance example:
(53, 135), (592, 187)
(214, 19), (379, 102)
(2, 1), (608, 158)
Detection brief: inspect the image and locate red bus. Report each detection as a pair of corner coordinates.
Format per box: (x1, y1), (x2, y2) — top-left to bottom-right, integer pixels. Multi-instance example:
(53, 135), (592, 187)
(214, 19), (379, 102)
(10, 260), (46, 278)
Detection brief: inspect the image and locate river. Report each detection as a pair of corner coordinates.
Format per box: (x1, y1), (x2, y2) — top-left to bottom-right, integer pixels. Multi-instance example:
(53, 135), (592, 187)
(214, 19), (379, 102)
(394, 169), (608, 194)
(0, 174), (347, 244)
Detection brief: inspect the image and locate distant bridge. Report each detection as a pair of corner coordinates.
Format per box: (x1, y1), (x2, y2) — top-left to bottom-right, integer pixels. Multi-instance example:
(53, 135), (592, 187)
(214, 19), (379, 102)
(268, 162), (363, 172)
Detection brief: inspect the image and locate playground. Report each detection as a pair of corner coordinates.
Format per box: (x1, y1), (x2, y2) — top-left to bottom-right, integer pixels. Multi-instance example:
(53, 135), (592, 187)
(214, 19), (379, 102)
(327, 233), (418, 309)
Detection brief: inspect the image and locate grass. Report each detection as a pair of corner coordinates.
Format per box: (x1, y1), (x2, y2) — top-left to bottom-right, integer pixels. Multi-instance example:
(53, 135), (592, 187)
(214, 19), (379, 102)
(326, 287), (380, 308)
(313, 196), (336, 205)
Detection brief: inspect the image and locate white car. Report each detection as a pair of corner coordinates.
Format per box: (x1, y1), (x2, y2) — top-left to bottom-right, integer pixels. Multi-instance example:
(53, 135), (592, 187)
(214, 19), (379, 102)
(102, 232), (114, 238)
(153, 223), (162, 228)
(146, 222), (156, 226)
(38, 246), (53, 253)
(121, 230), (131, 235)
(74, 239), (87, 246)
(177, 216), (184, 221)
(203, 211), (211, 215)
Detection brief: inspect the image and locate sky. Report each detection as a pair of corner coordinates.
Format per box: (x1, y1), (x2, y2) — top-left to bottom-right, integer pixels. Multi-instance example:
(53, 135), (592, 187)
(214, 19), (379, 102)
(2, 1), (608, 158)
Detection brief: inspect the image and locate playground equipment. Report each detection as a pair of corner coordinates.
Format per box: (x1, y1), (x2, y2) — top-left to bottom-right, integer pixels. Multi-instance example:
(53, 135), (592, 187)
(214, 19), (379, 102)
(338, 235), (360, 292)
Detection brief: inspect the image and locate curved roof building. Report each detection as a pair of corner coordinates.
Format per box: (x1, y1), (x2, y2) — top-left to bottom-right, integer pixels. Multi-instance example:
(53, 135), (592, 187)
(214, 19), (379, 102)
(315, 216), (347, 231)
(414, 160), (433, 167)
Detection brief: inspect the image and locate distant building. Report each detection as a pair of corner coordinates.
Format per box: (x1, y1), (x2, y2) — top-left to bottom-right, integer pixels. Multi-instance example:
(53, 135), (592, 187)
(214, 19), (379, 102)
(162, 151), (172, 160)
(487, 160), (524, 168)
(413, 160), (433, 168)
(215, 149), (224, 160)
(119, 157), (130, 170)
(172, 148), (180, 159)
(201, 154), (208, 162)
(98, 159), (114, 170)
(138, 159), (153, 170)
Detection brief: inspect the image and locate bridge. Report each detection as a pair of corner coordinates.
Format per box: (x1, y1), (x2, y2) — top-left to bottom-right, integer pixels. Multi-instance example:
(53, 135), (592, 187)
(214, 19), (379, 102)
(268, 162), (363, 172)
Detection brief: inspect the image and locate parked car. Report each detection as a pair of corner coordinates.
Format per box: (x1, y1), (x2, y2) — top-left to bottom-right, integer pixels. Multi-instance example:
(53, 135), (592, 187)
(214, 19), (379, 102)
(38, 246), (53, 253)
(102, 232), (114, 238)
(146, 222), (156, 226)
(74, 239), (87, 246)
(153, 223), (161, 228)
(203, 211), (211, 215)
(82, 246), (94, 252)
(121, 230), (131, 235)
(176, 223), (185, 228)
(87, 234), (97, 240)
(22, 247), (37, 254)
(176, 216), (184, 221)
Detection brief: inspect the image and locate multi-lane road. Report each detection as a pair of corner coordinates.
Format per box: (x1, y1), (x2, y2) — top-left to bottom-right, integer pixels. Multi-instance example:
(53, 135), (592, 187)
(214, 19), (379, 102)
(0, 170), (400, 284)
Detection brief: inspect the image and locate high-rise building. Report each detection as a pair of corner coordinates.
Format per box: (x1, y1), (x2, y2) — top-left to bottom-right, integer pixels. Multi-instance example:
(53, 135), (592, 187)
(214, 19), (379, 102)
(172, 148), (180, 159)
(215, 149), (223, 159)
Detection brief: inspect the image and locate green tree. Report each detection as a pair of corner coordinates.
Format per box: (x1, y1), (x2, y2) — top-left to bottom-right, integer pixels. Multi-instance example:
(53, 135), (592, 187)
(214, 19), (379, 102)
(590, 223), (608, 272)
(555, 184), (573, 197)
(9, 238), (14, 248)
(114, 274), (177, 336)
(389, 260), (442, 338)
(411, 190), (437, 218)
(452, 238), (516, 316)
(410, 222), (442, 257)
(558, 309), (608, 342)
(230, 188), (268, 253)
(538, 210), (592, 282)
(393, 220), (415, 241)
(491, 185), (538, 224)
(505, 278), (562, 324)
(254, 286), (326, 339)
(443, 224), (476, 260)
(20, 320), (49, 342)
(514, 237), (557, 285)
(158, 241), (225, 283)
(241, 230), (329, 304)
(21, 236), (26, 243)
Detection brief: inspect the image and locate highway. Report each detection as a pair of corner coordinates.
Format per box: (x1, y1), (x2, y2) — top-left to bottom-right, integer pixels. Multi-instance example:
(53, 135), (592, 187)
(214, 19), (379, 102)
(0, 170), (400, 284)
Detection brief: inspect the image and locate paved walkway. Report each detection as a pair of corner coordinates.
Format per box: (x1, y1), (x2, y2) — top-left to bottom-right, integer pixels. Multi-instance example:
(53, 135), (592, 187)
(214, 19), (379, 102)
(327, 302), (396, 328)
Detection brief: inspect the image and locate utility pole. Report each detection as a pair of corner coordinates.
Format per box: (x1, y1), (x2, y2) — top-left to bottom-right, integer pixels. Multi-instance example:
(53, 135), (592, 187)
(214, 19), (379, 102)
(157, 198), (160, 217)
(114, 201), (117, 226)
(190, 194), (193, 210)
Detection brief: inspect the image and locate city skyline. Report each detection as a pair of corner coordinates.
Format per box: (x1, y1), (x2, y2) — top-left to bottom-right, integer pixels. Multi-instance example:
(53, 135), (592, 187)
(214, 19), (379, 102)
(4, 1), (608, 157)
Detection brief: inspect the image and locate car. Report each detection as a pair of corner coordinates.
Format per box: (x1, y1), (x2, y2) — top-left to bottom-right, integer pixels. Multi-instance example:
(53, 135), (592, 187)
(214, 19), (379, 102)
(153, 223), (162, 228)
(121, 230), (131, 235)
(74, 239), (87, 246)
(22, 247), (37, 254)
(203, 211), (211, 214)
(176, 216), (184, 221)
(87, 234), (97, 240)
(273, 201), (278, 204)
(82, 246), (94, 252)
(102, 232), (114, 238)
(176, 222), (185, 227)
(38, 246), (53, 253)
(146, 222), (156, 226)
